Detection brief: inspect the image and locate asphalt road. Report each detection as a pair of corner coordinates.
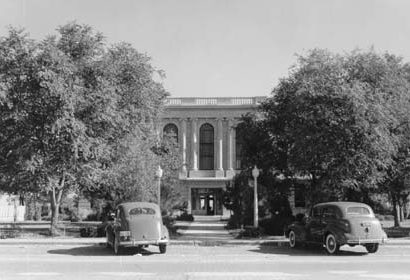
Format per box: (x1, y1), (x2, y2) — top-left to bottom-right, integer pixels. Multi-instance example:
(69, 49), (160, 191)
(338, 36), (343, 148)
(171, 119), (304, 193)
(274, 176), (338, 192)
(1, 243), (410, 280)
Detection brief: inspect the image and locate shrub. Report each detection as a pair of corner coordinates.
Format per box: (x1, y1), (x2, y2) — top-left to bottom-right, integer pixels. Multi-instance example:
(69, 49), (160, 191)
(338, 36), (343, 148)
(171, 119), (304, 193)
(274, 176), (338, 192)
(239, 226), (261, 238)
(162, 215), (177, 235)
(176, 212), (194, 221)
(259, 214), (293, 236)
(295, 213), (305, 222)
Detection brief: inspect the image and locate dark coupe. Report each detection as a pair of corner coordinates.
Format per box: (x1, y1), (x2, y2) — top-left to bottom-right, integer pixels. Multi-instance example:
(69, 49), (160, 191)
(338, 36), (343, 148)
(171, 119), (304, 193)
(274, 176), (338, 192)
(286, 202), (387, 254)
(105, 202), (169, 255)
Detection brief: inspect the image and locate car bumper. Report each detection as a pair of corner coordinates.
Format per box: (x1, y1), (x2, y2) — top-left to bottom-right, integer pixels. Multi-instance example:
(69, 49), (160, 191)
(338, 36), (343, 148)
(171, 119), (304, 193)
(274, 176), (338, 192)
(119, 239), (169, 247)
(343, 234), (387, 245)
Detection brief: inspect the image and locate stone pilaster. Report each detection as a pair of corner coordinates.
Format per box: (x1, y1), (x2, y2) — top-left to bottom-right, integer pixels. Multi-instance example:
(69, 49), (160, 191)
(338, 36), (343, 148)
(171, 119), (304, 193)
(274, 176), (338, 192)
(191, 118), (198, 171)
(226, 120), (236, 178)
(180, 119), (188, 178)
(216, 118), (224, 177)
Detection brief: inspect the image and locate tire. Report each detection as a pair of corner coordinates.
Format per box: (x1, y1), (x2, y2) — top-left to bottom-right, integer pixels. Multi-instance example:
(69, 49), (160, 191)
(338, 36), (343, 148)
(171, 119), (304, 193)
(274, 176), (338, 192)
(113, 235), (122, 255)
(289, 230), (298, 248)
(365, 243), (379, 253)
(325, 233), (340, 255)
(159, 244), (167, 254)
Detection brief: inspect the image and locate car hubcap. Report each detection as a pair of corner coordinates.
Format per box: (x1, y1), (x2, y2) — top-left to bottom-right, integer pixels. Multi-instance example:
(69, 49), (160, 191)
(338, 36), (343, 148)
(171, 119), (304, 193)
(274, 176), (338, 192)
(327, 235), (336, 253)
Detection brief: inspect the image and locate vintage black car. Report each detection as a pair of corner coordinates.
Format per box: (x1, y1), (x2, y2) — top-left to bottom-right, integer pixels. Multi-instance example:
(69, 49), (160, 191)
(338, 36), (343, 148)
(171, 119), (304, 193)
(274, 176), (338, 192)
(285, 202), (387, 254)
(105, 202), (169, 255)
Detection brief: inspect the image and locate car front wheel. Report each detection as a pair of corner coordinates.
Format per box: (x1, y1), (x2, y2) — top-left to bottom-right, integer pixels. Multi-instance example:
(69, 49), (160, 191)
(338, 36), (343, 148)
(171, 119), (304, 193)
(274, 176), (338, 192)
(325, 233), (340, 255)
(289, 230), (298, 248)
(365, 243), (379, 253)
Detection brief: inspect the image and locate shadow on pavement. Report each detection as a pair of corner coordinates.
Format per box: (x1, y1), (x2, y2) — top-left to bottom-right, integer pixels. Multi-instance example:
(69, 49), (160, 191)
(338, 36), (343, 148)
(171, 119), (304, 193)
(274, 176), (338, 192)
(249, 244), (368, 257)
(47, 246), (160, 256)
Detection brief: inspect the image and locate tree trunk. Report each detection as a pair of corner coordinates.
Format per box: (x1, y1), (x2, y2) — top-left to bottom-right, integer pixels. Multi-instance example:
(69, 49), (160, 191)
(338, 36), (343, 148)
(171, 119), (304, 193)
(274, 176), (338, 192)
(392, 196), (401, 227)
(50, 197), (60, 236)
(49, 175), (65, 236)
(34, 200), (41, 221)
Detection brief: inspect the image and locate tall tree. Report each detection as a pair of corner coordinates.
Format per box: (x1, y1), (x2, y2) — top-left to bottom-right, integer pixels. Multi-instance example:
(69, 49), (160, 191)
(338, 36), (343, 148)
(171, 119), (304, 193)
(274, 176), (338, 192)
(154, 131), (183, 214)
(244, 49), (410, 212)
(0, 23), (167, 234)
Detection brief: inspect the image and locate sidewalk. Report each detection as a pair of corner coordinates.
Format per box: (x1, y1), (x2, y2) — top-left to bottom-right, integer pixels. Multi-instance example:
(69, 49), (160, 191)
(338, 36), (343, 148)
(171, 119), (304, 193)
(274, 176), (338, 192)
(0, 236), (410, 246)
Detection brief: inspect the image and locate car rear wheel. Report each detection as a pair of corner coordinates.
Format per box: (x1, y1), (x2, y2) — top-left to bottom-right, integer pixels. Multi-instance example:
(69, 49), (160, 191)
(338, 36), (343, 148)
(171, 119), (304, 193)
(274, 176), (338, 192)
(113, 235), (122, 255)
(159, 244), (167, 254)
(325, 233), (340, 255)
(289, 230), (298, 248)
(365, 243), (379, 253)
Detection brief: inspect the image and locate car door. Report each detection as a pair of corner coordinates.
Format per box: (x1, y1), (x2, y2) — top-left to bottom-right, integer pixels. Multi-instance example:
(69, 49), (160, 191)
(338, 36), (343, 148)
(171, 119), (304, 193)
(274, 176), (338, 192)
(306, 206), (322, 243)
(321, 206), (338, 236)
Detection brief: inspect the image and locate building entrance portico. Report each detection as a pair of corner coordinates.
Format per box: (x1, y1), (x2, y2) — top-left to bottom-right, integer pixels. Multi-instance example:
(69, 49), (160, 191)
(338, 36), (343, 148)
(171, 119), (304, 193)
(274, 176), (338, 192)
(191, 188), (223, 216)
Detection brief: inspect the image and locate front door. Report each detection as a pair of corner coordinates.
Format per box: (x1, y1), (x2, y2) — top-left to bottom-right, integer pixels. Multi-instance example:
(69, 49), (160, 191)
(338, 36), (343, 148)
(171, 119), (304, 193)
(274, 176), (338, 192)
(306, 206), (323, 243)
(206, 194), (214, 215)
(191, 188), (222, 216)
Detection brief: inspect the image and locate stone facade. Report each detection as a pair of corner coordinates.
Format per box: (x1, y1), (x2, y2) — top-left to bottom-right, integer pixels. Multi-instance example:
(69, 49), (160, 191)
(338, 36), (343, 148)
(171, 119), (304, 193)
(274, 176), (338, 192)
(161, 97), (265, 217)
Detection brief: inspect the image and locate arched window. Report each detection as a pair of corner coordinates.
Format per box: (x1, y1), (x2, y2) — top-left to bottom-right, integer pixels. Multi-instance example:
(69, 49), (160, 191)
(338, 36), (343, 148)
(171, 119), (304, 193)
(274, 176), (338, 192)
(199, 123), (214, 170)
(235, 123), (245, 169)
(163, 123), (178, 143)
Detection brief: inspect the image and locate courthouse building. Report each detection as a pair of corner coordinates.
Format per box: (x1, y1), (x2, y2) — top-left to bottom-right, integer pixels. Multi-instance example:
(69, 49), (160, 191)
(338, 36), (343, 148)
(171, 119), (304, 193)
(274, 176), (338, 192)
(160, 96), (266, 217)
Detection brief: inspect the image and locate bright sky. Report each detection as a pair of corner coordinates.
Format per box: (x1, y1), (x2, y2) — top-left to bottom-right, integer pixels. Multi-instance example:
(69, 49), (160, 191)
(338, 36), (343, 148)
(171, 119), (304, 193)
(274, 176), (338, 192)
(1, 0), (410, 98)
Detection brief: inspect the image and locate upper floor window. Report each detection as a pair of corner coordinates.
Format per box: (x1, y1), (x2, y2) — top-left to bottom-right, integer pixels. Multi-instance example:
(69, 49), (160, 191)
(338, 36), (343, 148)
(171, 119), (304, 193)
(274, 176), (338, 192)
(199, 123), (214, 170)
(163, 123), (178, 143)
(235, 123), (246, 169)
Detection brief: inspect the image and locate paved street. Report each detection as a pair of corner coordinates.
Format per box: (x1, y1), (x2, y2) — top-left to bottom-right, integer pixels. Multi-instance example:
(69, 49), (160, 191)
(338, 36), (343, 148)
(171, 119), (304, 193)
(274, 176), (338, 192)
(1, 244), (410, 280)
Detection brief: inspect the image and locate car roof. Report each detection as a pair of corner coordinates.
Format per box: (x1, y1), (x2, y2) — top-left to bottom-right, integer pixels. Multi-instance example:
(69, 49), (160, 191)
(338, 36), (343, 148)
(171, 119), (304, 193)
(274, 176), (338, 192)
(117, 202), (160, 212)
(314, 201), (371, 209)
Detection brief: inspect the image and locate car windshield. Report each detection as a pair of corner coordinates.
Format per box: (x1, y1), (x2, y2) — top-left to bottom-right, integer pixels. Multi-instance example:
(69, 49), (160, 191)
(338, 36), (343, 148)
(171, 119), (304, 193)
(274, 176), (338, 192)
(346, 206), (371, 216)
(129, 207), (156, 215)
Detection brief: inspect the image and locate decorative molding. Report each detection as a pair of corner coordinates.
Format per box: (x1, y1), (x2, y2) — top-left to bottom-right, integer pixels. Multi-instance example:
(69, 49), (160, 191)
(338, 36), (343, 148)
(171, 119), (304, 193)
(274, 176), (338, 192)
(165, 96), (266, 107)
(163, 109), (254, 119)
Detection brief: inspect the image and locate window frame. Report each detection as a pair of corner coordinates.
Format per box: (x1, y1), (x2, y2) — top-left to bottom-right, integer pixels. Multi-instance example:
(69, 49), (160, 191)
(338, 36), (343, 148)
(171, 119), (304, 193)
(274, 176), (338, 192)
(199, 123), (214, 170)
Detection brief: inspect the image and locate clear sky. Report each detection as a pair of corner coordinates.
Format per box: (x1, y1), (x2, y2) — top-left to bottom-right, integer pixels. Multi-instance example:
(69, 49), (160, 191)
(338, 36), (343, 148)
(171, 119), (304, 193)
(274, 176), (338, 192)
(1, 0), (410, 98)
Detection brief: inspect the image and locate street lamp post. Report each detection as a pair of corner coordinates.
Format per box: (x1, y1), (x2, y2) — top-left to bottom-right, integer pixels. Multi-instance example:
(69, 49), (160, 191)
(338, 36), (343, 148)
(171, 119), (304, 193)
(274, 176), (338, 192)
(155, 165), (163, 207)
(252, 165), (260, 228)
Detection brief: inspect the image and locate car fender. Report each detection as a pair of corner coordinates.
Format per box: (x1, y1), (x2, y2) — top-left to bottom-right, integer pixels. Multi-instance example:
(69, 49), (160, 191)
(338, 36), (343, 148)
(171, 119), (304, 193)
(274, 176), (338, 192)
(286, 223), (307, 241)
(161, 225), (169, 240)
(324, 225), (346, 245)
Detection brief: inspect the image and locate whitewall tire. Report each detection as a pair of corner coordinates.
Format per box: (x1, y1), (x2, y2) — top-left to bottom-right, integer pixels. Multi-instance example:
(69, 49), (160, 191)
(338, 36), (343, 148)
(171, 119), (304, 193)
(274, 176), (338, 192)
(289, 230), (297, 248)
(325, 233), (340, 255)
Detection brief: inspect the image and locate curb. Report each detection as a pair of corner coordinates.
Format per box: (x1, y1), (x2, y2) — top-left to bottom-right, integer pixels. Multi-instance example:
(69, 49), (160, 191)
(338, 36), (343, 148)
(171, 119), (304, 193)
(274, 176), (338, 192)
(1, 238), (410, 246)
(0, 238), (289, 246)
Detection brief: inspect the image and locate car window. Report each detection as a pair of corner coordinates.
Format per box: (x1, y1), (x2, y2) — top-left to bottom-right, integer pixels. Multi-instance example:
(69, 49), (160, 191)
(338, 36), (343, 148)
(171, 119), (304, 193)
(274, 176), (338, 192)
(346, 206), (371, 216)
(129, 207), (156, 215)
(312, 206), (321, 218)
(322, 207), (337, 219)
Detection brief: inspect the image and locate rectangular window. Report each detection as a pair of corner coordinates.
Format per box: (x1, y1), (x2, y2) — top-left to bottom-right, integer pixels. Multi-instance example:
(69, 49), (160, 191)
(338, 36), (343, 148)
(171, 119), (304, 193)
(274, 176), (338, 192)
(346, 207), (371, 216)
(322, 207), (337, 219)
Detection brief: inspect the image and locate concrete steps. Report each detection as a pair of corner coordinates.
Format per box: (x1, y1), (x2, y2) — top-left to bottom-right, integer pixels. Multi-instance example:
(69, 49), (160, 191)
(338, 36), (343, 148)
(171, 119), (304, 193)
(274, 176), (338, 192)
(175, 216), (232, 240)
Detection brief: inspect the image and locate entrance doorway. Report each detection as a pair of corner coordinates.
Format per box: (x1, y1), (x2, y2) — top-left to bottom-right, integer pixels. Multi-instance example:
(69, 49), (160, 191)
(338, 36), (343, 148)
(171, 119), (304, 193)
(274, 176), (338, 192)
(191, 188), (222, 216)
